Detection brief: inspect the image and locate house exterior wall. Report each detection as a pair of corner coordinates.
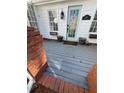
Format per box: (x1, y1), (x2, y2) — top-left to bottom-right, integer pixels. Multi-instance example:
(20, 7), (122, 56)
(33, 0), (97, 43)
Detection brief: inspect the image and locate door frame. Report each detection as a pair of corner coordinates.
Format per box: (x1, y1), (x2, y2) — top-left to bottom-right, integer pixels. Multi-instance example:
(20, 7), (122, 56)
(66, 5), (82, 41)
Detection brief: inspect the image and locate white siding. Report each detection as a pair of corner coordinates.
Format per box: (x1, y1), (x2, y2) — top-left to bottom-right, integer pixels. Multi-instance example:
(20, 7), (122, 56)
(34, 0), (97, 43)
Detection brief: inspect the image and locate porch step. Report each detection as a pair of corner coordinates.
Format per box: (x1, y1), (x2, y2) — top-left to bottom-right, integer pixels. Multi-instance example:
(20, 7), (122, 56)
(46, 68), (88, 88)
(63, 40), (78, 45)
(38, 73), (89, 93)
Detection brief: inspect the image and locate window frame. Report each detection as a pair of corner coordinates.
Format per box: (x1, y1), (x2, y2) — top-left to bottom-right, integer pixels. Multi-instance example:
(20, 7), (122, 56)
(48, 9), (58, 32)
(89, 11), (97, 33)
(27, 4), (39, 31)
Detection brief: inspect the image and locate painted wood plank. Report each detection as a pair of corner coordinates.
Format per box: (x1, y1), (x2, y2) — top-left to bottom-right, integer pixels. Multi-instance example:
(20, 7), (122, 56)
(62, 60), (93, 68)
(45, 70), (88, 88)
(49, 76), (57, 90)
(68, 83), (74, 93)
(64, 82), (69, 93)
(48, 61), (91, 73)
(47, 53), (96, 64)
(73, 85), (79, 93)
(48, 64), (88, 77)
(78, 87), (85, 93)
(38, 74), (46, 84)
(47, 57), (92, 71)
(42, 75), (49, 86)
(46, 52), (96, 60)
(50, 65), (88, 77)
(58, 79), (65, 93)
(45, 76), (52, 88)
(54, 78), (61, 92)
(45, 42), (96, 51)
(48, 61), (90, 74)
(44, 42), (96, 52)
(48, 56), (93, 68)
(45, 44), (96, 55)
(42, 75), (51, 93)
(48, 76), (55, 90)
(47, 67), (87, 82)
(84, 89), (89, 93)
(46, 50), (96, 59)
(47, 58), (95, 68)
(46, 50), (96, 61)
(47, 51), (96, 60)
(48, 62), (89, 76)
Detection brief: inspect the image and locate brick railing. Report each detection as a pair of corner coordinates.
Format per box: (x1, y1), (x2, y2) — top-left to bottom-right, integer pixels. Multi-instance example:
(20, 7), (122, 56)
(27, 26), (48, 81)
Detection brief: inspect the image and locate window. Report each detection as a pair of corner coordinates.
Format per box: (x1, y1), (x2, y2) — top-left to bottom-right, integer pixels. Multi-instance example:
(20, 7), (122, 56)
(48, 10), (58, 31)
(94, 11), (97, 20)
(89, 11), (97, 32)
(27, 3), (39, 31)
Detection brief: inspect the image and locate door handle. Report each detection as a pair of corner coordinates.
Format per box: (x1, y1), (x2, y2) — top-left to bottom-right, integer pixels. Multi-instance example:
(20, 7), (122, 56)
(67, 25), (69, 28)
(67, 25), (69, 32)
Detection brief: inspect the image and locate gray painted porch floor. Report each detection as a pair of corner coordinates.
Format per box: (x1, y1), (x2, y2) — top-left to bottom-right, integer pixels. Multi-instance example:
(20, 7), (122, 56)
(44, 40), (97, 89)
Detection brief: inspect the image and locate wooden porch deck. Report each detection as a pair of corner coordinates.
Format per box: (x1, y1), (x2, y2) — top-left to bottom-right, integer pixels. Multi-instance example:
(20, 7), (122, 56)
(44, 40), (97, 88)
(30, 72), (89, 93)
(30, 64), (96, 93)
(27, 27), (97, 93)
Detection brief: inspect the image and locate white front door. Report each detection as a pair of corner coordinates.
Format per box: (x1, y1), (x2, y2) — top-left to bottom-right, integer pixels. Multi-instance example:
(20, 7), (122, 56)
(67, 5), (82, 41)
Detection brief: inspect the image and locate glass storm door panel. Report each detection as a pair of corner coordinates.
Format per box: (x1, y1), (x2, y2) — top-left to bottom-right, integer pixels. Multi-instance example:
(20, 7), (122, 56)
(67, 5), (82, 41)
